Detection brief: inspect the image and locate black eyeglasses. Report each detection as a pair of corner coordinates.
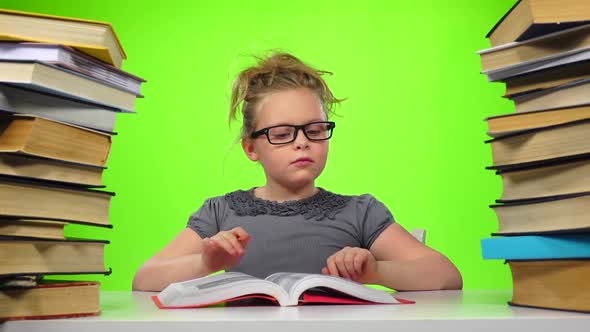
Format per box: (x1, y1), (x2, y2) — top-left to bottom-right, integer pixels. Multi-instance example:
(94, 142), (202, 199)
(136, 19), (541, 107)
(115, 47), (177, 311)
(251, 121), (336, 145)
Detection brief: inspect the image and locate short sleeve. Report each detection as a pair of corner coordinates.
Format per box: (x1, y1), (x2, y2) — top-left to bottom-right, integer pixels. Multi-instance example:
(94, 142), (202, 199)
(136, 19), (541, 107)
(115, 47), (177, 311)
(357, 194), (396, 249)
(186, 197), (222, 239)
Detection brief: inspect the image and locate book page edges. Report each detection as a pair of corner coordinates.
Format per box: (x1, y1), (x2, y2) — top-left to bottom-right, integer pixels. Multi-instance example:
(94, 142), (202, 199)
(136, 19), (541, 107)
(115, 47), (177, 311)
(478, 24), (590, 55)
(0, 34), (117, 66)
(1, 311), (99, 321)
(151, 294), (280, 309)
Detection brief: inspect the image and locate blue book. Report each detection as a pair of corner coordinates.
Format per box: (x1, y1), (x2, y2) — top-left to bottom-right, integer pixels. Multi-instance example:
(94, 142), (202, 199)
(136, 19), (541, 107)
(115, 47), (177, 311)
(481, 234), (590, 260)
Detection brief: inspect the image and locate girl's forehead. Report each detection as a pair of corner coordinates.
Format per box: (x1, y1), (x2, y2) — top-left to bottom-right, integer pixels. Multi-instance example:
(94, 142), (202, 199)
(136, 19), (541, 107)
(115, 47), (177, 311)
(256, 88), (325, 125)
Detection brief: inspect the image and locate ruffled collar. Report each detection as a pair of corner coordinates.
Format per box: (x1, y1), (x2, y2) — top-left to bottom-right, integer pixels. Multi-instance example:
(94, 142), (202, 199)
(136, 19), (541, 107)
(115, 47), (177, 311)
(224, 188), (352, 221)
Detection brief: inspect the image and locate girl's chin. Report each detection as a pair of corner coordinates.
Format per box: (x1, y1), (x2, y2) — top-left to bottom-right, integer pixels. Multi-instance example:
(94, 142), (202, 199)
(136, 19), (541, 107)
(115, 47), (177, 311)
(268, 169), (323, 188)
(288, 176), (318, 188)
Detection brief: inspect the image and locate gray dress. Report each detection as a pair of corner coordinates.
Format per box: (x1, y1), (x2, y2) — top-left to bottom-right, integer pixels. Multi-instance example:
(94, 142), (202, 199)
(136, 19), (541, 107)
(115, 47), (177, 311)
(187, 188), (395, 278)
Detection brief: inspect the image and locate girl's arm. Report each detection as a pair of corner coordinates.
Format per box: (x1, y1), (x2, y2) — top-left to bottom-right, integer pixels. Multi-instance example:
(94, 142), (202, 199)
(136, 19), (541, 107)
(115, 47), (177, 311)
(367, 223), (463, 290)
(132, 228), (212, 291)
(132, 227), (250, 291)
(322, 223), (462, 290)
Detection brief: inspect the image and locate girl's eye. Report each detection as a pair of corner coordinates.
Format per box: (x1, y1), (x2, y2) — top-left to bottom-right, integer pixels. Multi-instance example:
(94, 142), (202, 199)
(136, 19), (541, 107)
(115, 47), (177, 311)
(307, 130), (321, 136)
(271, 133), (291, 139)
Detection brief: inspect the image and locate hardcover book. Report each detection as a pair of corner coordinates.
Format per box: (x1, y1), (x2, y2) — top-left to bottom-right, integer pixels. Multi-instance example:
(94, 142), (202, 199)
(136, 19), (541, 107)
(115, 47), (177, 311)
(153, 272), (413, 308)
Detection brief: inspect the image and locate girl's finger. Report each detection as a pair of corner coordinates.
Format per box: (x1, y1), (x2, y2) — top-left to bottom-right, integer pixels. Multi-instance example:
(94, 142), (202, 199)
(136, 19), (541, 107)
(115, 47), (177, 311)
(202, 238), (216, 251)
(332, 253), (352, 279)
(231, 227), (251, 242)
(220, 232), (244, 254)
(211, 236), (237, 255)
(353, 251), (366, 276)
(343, 249), (359, 279)
(326, 256), (340, 277)
(337, 250), (355, 279)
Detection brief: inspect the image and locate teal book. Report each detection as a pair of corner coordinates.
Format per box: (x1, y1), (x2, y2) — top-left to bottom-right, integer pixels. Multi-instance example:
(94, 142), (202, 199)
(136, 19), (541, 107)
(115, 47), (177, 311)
(481, 234), (590, 260)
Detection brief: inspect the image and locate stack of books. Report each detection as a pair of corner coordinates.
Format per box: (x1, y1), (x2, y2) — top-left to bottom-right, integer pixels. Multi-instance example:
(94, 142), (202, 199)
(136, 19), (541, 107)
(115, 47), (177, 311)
(478, 0), (590, 313)
(0, 9), (145, 320)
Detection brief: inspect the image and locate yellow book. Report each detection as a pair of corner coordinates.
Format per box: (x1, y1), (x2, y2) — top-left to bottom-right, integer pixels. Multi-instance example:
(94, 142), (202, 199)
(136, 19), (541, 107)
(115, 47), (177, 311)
(0, 177), (113, 227)
(0, 219), (67, 240)
(0, 237), (109, 275)
(0, 9), (126, 68)
(479, 25), (590, 72)
(485, 105), (590, 138)
(487, 119), (590, 169)
(509, 260), (590, 313)
(0, 61), (137, 112)
(487, 0), (590, 47)
(497, 158), (590, 202)
(0, 280), (101, 321)
(0, 153), (105, 187)
(0, 114), (112, 167)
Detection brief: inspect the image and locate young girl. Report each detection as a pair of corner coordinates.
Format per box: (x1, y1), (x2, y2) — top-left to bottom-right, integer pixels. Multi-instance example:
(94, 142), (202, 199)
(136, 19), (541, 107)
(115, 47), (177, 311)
(133, 52), (463, 292)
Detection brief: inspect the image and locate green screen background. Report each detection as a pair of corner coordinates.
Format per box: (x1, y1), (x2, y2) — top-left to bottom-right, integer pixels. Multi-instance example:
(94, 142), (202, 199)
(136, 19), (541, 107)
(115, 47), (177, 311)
(2, 0), (517, 290)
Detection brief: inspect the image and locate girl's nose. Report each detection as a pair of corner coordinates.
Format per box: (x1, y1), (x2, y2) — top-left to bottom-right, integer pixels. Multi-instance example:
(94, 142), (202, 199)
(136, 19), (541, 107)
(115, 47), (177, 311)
(293, 128), (310, 149)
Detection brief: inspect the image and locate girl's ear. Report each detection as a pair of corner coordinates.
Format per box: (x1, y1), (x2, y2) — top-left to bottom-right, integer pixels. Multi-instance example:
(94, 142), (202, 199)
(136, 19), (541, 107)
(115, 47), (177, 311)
(242, 138), (259, 161)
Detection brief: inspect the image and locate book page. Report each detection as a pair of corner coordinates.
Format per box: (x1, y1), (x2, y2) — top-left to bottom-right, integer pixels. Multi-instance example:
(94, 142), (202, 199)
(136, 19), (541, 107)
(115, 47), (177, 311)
(265, 272), (398, 305)
(264, 272), (311, 294)
(179, 272), (260, 291)
(0, 89), (12, 112)
(157, 272), (290, 307)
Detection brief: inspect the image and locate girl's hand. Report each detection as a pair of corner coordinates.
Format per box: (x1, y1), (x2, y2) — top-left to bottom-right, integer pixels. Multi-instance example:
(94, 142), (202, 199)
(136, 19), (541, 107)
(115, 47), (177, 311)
(321, 247), (378, 283)
(201, 227), (251, 272)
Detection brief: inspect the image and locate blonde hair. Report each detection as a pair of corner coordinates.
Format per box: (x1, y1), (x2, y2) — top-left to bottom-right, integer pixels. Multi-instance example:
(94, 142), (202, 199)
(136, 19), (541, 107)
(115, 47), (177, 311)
(229, 52), (345, 139)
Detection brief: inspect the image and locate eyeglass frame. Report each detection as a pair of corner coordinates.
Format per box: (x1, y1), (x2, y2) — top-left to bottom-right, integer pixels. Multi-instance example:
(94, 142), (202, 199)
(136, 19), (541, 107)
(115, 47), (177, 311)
(250, 121), (336, 145)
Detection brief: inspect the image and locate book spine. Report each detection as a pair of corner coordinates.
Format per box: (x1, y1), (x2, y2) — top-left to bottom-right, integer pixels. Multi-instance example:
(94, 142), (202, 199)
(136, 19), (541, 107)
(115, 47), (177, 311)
(481, 235), (590, 260)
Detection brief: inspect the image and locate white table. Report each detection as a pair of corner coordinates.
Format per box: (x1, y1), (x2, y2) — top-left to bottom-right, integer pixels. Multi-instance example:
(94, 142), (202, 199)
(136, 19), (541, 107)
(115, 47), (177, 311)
(2, 290), (589, 332)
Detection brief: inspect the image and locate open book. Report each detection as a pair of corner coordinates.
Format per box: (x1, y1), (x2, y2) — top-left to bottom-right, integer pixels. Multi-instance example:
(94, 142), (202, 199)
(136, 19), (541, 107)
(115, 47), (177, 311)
(152, 272), (414, 308)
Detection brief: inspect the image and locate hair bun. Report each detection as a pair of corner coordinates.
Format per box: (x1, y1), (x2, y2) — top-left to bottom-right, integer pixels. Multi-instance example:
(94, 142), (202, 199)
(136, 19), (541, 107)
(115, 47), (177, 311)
(229, 51), (345, 139)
